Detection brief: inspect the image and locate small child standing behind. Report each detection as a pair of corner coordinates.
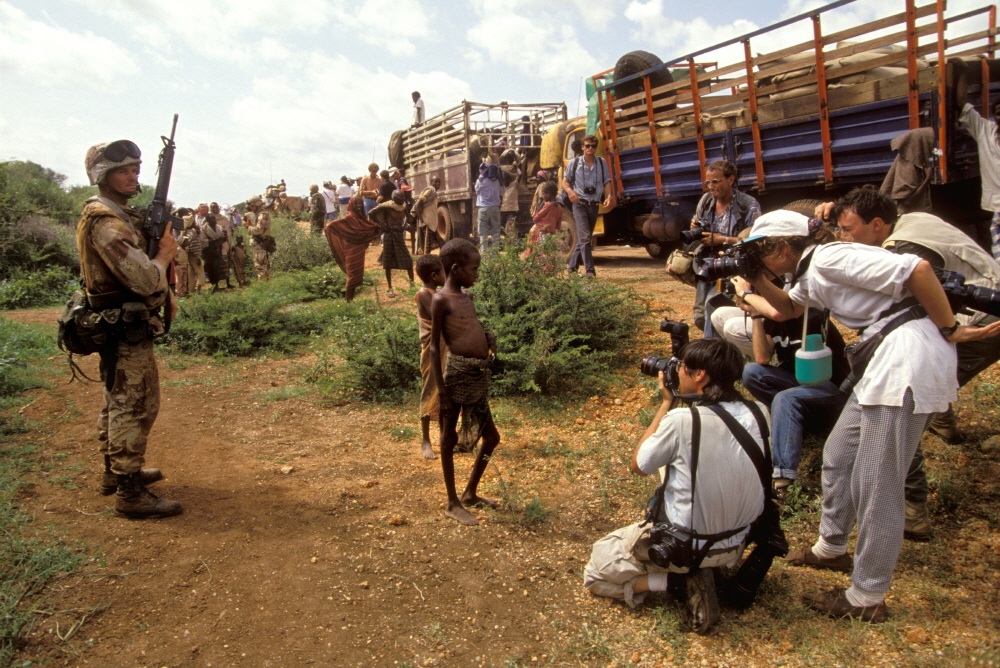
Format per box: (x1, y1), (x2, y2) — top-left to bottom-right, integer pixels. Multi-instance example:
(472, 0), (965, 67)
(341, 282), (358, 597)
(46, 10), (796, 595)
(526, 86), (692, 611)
(430, 239), (501, 526)
(521, 181), (562, 266)
(415, 254), (446, 460)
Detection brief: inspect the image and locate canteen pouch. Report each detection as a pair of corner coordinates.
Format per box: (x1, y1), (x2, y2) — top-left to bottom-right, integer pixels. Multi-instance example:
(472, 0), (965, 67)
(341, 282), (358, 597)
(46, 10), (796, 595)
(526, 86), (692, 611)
(57, 290), (108, 356)
(120, 302), (152, 344)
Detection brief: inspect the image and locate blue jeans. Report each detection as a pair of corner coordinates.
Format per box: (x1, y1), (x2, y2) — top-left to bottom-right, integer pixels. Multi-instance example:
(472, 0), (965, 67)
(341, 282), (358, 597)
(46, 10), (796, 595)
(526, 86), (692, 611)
(477, 206), (501, 251)
(742, 363), (846, 480)
(568, 201), (599, 275)
(363, 197), (377, 216)
(694, 278), (720, 335)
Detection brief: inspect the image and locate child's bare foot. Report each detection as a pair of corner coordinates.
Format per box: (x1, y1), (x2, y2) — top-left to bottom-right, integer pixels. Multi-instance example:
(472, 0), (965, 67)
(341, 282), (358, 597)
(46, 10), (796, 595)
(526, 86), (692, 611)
(461, 494), (499, 509)
(420, 439), (436, 460)
(445, 502), (480, 526)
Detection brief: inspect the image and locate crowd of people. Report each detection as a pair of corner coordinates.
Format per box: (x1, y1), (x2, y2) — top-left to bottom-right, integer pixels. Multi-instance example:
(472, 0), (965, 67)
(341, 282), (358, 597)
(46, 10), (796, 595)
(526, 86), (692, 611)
(71, 87), (1000, 634)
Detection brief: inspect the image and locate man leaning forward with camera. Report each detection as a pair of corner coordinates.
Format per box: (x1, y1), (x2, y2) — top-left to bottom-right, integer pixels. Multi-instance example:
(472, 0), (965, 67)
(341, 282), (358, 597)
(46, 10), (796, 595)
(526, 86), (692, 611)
(584, 338), (778, 630)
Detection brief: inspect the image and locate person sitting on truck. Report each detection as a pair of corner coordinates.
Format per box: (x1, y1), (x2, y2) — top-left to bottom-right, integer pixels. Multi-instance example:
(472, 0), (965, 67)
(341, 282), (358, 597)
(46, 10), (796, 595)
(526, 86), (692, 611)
(563, 134), (611, 277)
(955, 59), (1000, 259)
(690, 160), (761, 332)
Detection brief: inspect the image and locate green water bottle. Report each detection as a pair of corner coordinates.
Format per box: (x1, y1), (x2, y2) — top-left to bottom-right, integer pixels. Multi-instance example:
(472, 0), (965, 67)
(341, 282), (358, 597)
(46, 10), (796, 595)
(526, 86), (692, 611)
(795, 333), (832, 386)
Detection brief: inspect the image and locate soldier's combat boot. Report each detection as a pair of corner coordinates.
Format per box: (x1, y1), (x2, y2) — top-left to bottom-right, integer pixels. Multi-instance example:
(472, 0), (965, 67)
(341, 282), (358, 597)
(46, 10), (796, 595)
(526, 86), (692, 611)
(99, 455), (163, 495)
(115, 472), (182, 519)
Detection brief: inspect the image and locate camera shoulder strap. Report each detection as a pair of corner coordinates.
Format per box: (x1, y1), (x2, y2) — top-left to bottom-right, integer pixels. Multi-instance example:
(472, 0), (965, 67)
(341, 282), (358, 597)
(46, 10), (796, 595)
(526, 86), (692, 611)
(641, 405), (699, 527)
(704, 401), (771, 497)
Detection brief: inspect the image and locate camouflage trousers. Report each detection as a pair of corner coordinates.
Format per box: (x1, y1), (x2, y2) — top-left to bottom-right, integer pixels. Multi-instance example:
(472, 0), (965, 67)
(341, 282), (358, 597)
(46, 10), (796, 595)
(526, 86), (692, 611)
(97, 338), (160, 475)
(253, 246), (271, 281)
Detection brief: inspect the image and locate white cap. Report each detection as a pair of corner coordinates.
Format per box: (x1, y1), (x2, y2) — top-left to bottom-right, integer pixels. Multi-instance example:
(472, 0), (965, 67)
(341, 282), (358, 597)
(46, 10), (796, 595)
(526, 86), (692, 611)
(745, 210), (810, 242)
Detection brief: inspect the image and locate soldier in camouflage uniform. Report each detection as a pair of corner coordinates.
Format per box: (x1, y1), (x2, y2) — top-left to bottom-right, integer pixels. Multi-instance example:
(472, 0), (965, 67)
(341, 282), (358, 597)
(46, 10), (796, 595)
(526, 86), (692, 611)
(79, 139), (182, 519)
(245, 194), (273, 281)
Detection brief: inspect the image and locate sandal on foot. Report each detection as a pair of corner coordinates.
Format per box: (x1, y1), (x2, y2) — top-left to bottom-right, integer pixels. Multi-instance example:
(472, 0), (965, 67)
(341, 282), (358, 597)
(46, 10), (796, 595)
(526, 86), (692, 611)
(786, 547), (853, 573)
(386, 290), (396, 298)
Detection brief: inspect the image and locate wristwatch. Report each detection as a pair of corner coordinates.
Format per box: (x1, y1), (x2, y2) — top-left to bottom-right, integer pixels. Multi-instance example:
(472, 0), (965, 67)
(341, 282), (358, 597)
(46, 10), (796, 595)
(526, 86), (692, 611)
(939, 321), (960, 338)
(740, 289), (754, 300)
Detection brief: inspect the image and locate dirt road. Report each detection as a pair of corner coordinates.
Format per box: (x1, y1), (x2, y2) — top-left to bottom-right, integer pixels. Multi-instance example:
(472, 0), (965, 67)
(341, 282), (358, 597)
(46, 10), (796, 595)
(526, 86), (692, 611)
(6, 245), (999, 667)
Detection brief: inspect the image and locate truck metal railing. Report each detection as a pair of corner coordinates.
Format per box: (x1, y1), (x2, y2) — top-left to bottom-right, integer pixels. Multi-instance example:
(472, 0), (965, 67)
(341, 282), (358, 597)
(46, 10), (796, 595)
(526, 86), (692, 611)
(402, 101), (568, 168)
(594, 0), (998, 195)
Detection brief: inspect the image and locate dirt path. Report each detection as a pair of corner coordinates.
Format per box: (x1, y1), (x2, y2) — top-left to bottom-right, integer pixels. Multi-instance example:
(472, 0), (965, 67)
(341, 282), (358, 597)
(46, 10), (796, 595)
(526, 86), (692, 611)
(6, 245), (1000, 667)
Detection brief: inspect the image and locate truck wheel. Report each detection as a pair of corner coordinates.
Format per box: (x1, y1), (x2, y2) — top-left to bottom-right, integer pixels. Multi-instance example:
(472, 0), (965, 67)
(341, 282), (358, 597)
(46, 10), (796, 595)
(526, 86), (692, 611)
(613, 50), (673, 101)
(645, 241), (673, 259)
(560, 209), (577, 255)
(436, 205), (453, 241)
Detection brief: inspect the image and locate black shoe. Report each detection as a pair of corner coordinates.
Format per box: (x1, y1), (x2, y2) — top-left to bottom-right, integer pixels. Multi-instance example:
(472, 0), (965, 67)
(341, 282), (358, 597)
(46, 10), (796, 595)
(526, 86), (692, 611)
(115, 473), (182, 519)
(100, 468), (163, 495)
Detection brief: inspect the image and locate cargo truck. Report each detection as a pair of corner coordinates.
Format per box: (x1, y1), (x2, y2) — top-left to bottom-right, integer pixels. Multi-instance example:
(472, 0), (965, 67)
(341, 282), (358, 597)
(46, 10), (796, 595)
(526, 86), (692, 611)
(541, 0), (1000, 258)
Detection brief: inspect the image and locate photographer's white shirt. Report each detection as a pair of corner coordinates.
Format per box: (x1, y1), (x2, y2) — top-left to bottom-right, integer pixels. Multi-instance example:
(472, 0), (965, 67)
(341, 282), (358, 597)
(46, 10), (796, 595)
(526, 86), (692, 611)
(635, 401), (768, 553)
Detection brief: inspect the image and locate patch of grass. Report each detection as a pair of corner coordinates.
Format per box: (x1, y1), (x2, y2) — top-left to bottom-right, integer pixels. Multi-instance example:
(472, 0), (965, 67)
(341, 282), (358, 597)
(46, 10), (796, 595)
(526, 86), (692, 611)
(391, 426), (418, 441)
(566, 622), (614, 662)
(0, 265), (77, 309)
(522, 497), (552, 527)
(261, 386), (310, 403)
(0, 442), (86, 664)
(0, 318), (52, 435)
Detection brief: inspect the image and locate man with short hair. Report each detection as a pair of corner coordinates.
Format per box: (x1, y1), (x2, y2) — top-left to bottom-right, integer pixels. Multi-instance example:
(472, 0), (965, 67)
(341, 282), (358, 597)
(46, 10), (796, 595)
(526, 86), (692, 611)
(689, 160), (761, 332)
(563, 134), (611, 277)
(412, 91), (425, 127)
(209, 202), (233, 288)
(822, 186), (1000, 538)
(78, 139), (181, 518)
(584, 338), (770, 630)
(359, 163), (382, 216)
(321, 180), (338, 221)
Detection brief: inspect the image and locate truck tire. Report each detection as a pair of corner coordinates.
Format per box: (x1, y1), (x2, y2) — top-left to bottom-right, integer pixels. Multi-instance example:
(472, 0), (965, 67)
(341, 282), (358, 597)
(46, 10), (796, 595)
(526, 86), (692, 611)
(613, 50), (673, 101)
(436, 205), (453, 241)
(560, 208), (577, 255)
(645, 241), (674, 259)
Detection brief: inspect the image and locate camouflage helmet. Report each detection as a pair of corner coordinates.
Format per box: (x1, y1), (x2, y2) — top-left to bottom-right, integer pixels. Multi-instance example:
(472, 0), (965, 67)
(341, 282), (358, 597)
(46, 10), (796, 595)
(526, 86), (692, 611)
(247, 195), (263, 206)
(309, 183), (319, 193)
(85, 140), (142, 186)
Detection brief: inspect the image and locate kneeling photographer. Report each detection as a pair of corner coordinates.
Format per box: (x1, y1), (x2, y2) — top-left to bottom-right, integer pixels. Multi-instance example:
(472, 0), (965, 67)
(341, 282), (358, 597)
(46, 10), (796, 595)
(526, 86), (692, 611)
(583, 337), (783, 632)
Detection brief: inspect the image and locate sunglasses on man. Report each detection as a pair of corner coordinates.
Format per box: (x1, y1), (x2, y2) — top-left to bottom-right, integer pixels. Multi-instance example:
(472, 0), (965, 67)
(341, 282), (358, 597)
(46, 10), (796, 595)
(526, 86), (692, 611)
(102, 140), (142, 162)
(583, 143), (597, 149)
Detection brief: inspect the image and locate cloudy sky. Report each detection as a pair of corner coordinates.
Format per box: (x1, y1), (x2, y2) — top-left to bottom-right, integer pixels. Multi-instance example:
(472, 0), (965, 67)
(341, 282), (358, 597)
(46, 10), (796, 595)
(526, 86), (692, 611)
(0, 0), (988, 206)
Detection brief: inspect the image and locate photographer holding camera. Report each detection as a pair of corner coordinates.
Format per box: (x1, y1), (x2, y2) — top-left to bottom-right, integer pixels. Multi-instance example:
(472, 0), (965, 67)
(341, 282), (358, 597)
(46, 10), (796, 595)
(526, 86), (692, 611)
(688, 160), (761, 333)
(584, 338), (774, 632)
(743, 209), (1000, 622)
(818, 186), (1000, 539)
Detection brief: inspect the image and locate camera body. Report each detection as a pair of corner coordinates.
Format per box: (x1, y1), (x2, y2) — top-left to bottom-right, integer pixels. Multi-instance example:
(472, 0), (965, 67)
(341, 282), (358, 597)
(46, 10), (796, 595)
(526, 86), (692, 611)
(940, 270), (1000, 318)
(697, 241), (764, 281)
(639, 319), (690, 390)
(583, 185), (597, 195)
(647, 523), (693, 568)
(680, 224), (704, 243)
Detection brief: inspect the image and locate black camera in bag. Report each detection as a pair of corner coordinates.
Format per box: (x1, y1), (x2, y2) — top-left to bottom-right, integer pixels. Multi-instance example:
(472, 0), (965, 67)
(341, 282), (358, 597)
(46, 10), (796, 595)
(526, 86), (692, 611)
(647, 522), (693, 569)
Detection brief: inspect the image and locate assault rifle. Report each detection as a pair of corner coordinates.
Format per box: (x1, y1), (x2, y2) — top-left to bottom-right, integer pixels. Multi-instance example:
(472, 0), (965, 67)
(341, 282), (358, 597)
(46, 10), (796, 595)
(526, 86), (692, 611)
(144, 113), (182, 258)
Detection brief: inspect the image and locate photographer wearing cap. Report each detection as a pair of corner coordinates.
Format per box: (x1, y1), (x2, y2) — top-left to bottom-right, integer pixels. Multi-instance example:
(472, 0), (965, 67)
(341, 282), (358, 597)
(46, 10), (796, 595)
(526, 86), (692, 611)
(79, 139), (181, 519)
(584, 338), (774, 632)
(744, 209), (1000, 622)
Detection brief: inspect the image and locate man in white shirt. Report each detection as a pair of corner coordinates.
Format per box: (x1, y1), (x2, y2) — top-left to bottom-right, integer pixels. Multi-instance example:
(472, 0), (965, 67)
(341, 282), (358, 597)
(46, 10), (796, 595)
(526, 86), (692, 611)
(411, 91), (425, 127)
(584, 338), (769, 631)
(955, 59), (1000, 258)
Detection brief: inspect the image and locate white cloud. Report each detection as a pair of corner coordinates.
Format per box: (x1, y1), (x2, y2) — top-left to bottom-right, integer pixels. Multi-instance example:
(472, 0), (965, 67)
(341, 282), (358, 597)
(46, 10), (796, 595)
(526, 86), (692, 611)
(0, 4), (140, 89)
(465, 0), (599, 84)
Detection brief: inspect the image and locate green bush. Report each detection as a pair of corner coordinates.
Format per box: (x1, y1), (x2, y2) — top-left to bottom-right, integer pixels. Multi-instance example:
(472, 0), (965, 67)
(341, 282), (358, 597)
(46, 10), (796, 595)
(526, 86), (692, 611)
(306, 301), (420, 402)
(474, 236), (646, 396)
(269, 215), (335, 273)
(0, 266), (77, 309)
(0, 319), (51, 435)
(164, 271), (344, 356)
